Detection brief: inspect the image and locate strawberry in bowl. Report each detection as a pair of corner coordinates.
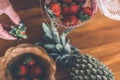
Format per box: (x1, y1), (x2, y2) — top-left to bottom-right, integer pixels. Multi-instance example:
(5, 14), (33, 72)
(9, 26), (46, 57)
(7, 53), (45, 80)
(50, 2), (61, 16)
(44, 0), (98, 28)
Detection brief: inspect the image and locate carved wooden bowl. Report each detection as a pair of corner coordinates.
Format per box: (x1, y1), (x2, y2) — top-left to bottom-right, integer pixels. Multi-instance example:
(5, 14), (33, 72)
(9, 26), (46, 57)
(0, 44), (56, 80)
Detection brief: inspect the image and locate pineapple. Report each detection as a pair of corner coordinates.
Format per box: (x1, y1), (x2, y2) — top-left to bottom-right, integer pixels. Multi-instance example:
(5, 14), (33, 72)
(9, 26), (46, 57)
(35, 22), (114, 80)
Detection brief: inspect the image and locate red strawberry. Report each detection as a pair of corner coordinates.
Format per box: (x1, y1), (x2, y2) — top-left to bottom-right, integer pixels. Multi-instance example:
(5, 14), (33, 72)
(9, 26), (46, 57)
(70, 15), (78, 25)
(82, 7), (93, 16)
(50, 2), (61, 16)
(62, 15), (78, 26)
(28, 59), (35, 66)
(30, 66), (43, 78)
(61, 0), (72, 4)
(70, 3), (79, 14)
(21, 31), (26, 35)
(18, 64), (28, 76)
(23, 57), (36, 66)
(62, 5), (70, 15)
(78, 7), (92, 21)
(62, 16), (71, 26)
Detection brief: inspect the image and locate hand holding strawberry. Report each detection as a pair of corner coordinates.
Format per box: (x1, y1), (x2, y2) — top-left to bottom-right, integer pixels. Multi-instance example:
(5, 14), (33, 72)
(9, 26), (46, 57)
(0, 0), (21, 40)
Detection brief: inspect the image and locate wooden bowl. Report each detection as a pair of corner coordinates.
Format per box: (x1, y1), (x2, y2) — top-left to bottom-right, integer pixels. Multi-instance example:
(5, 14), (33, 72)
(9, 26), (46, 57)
(0, 44), (56, 80)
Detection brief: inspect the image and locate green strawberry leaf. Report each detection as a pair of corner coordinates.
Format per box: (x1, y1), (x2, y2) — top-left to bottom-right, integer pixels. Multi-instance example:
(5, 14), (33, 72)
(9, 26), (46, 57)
(51, 21), (60, 43)
(9, 23), (27, 40)
(23, 57), (32, 64)
(44, 44), (56, 50)
(34, 42), (46, 46)
(64, 39), (71, 54)
(42, 23), (53, 40)
(44, 35), (54, 43)
(45, 6), (55, 18)
(56, 43), (63, 52)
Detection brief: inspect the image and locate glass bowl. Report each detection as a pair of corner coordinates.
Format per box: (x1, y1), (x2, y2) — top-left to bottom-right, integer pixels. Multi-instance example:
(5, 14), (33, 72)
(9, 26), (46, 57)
(40, 0), (98, 28)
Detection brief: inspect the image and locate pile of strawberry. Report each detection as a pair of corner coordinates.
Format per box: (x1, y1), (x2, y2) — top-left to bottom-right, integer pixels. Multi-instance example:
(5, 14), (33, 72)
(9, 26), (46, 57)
(8, 54), (45, 80)
(47, 0), (93, 27)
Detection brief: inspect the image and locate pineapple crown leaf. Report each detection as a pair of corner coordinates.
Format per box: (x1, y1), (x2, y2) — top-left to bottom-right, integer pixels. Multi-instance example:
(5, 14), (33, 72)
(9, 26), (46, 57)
(35, 22), (81, 62)
(42, 22), (61, 44)
(42, 22), (73, 54)
(56, 54), (70, 63)
(60, 29), (72, 45)
(64, 39), (72, 54)
(51, 21), (61, 43)
(42, 23), (53, 40)
(45, 6), (55, 18)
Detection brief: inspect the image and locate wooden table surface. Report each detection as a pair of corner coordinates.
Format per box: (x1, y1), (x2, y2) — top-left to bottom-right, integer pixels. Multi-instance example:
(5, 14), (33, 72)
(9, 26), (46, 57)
(0, 0), (120, 80)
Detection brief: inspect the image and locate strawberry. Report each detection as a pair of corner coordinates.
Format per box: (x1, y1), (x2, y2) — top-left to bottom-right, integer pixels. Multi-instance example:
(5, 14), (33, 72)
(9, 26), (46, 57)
(21, 31), (26, 35)
(29, 66), (43, 78)
(18, 64), (28, 76)
(62, 15), (78, 26)
(61, 0), (72, 4)
(62, 5), (70, 15)
(70, 3), (79, 14)
(50, 2), (61, 16)
(78, 7), (92, 21)
(82, 7), (93, 16)
(23, 57), (36, 66)
(27, 59), (35, 66)
(70, 15), (78, 25)
(62, 16), (71, 26)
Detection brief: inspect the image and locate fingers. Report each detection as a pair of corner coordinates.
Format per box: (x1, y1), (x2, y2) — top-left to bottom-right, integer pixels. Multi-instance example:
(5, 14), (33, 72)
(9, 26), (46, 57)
(0, 24), (17, 40)
(4, 6), (21, 25)
(0, 34), (16, 40)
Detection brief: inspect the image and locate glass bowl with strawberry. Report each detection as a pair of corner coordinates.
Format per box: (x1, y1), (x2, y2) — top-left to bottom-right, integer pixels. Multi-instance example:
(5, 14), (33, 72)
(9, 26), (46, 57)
(0, 44), (56, 80)
(42, 0), (98, 28)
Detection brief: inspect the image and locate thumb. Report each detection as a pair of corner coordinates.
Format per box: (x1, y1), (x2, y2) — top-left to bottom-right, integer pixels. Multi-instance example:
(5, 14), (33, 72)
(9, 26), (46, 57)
(4, 6), (21, 25)
(0, 24), (17, 40)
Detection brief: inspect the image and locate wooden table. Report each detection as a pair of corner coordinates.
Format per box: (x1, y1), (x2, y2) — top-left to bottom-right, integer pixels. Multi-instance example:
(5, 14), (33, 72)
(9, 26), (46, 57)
(0, 0), (120, 80)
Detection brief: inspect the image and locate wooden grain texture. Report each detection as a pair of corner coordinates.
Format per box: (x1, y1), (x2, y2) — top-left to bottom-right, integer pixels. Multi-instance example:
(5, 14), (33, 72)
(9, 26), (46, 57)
(0, 0), (120, 80)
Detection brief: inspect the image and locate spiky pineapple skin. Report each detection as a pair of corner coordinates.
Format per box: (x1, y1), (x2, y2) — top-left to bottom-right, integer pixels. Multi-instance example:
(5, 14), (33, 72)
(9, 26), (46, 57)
(65, 54), (114, 80)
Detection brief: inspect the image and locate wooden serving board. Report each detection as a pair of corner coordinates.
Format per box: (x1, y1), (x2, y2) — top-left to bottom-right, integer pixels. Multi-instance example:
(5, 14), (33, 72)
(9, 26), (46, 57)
(0, 0), (120, 80)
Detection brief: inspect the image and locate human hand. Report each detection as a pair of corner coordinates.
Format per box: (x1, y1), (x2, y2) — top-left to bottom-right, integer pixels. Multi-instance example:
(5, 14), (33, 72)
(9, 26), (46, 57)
(0, 0), (21, 40)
